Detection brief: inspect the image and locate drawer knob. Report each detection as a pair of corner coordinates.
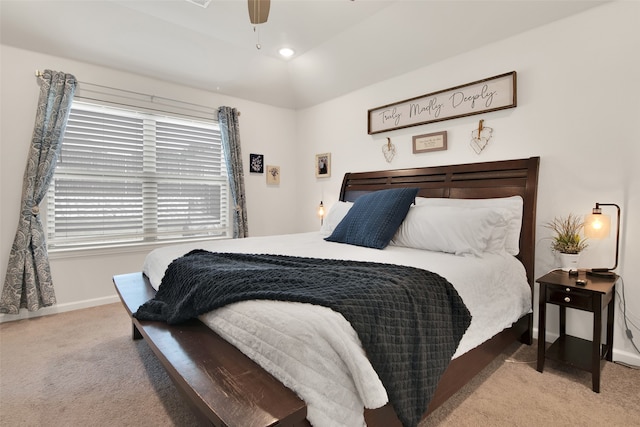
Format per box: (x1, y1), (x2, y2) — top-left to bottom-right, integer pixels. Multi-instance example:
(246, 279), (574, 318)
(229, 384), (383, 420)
(564, 296), (571, 303)
(566, 288), (571, 292)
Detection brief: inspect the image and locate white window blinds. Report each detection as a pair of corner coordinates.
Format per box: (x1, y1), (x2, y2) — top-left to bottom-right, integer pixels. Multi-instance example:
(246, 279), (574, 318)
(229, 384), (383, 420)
(47, 102), (229, 250)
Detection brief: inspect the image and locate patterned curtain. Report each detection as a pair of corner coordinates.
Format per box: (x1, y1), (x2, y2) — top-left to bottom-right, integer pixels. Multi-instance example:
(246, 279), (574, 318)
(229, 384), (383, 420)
(218, 106), (248, 238)
(0, 70), (77, 314)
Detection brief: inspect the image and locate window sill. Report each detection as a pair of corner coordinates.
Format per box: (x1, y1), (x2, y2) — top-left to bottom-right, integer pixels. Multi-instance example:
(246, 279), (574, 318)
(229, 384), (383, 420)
(48, 236), (230, 260)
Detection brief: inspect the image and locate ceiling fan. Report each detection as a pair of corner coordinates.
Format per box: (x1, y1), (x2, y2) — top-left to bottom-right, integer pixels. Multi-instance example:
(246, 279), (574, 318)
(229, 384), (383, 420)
(248, 0), (270, 25)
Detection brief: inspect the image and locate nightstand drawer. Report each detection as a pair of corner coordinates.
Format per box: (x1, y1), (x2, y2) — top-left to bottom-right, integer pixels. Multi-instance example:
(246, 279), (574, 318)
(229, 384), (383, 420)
(546, 285), (593, 310)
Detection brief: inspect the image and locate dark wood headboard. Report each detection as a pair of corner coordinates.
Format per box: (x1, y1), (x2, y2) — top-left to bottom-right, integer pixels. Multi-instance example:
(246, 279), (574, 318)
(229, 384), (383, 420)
(338, 157), (540, 287)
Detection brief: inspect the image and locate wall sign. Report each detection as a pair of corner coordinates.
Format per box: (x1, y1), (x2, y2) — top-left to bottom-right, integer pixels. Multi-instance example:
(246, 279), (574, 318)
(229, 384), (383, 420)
(368, 71), (516, 134)
(413, 131), (447, 154)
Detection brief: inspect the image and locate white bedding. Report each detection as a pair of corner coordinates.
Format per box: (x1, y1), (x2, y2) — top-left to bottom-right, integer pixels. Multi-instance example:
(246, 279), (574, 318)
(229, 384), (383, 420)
(143, 232), (531, 427)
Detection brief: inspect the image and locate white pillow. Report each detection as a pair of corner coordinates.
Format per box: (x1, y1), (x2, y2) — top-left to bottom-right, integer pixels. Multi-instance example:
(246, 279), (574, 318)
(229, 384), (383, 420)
(319, 201), (353, 237)
(414, 196), (523, 255)
(391, 205), (509, 256)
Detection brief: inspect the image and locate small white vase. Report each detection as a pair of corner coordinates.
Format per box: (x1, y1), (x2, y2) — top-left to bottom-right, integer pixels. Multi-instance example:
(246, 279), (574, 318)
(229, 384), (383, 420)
(558, 253), (580, 271)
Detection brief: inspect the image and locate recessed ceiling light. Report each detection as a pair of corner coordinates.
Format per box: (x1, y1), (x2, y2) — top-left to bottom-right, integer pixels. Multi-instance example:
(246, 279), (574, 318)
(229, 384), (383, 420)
(278, 47), (295, 58)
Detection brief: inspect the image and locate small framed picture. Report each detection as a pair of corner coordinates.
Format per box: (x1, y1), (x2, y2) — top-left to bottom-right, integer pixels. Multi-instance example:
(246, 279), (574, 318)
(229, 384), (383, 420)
(249, 153), (264, 173)
(266, 165), (280, 184)
(412, 131), (447, 154)
(315, 153), (331, 178)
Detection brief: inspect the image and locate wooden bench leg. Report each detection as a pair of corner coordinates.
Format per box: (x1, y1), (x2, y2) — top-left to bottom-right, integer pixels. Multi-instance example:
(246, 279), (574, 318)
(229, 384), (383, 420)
(133, 322), (143, 340)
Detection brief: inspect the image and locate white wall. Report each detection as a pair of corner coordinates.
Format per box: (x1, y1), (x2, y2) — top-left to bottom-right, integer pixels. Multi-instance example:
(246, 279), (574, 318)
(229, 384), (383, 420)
(295, 1), (640, 365)
(1, 46), (299, 320)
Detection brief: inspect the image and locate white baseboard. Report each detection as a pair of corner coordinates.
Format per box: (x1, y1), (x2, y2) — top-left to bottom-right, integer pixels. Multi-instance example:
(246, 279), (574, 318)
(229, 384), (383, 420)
(0, 295), (120, 323)
(612, 348), (640, 368)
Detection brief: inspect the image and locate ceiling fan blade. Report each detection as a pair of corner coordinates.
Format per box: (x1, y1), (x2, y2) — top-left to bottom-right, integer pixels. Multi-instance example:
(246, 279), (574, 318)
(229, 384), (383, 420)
(248, 0), (270, 25)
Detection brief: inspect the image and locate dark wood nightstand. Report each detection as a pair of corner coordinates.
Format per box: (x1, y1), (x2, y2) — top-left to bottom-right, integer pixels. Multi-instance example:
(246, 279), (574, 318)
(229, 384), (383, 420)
(536, 269), (617, 392)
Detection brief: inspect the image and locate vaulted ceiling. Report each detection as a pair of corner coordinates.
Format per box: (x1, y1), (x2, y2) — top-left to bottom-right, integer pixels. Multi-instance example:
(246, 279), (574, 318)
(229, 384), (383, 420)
(1, 0), (607, 109)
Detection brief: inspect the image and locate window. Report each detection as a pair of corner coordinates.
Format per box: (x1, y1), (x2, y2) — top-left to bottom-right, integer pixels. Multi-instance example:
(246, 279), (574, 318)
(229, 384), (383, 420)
(46, 101), (229, 250)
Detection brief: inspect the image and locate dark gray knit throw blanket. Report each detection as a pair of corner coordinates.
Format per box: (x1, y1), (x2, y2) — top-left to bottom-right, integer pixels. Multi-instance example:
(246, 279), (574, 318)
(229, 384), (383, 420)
(134, 250), (471, 427)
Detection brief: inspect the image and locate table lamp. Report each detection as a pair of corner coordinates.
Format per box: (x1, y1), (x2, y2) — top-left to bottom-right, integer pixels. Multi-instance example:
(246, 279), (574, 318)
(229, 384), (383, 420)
(317, 201), (325, 225)
(584, 202), (620, 277)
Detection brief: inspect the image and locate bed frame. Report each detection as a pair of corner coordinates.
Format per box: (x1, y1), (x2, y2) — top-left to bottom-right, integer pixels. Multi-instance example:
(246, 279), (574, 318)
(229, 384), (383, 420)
(113, 156), (539, 427)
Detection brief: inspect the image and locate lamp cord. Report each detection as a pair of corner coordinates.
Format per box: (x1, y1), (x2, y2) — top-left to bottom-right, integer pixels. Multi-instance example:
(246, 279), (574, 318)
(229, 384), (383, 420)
(616, 277), (640, 359)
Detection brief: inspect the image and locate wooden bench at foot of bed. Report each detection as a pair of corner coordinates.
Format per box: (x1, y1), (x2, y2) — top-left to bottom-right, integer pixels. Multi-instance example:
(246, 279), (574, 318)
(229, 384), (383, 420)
(114, 272), (310, 427)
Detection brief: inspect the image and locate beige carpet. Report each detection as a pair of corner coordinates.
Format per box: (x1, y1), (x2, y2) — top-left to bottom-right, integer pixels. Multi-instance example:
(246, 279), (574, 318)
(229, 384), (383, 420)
(1, 303), (638, 427)
(422, 341), (640, 427)
(0, 303), (201, 427)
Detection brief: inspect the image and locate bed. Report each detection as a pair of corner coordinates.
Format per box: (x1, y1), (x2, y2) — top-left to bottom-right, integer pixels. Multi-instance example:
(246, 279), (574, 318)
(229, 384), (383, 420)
(113, 156), (539, 427)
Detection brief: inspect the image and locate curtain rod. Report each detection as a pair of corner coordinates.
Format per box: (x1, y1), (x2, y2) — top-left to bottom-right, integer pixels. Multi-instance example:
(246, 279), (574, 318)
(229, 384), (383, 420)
(34, 70), (239, 116)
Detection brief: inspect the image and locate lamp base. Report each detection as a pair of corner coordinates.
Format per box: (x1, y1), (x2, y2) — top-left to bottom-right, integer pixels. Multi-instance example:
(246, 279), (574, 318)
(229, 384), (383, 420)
(586, 269), (616, 278)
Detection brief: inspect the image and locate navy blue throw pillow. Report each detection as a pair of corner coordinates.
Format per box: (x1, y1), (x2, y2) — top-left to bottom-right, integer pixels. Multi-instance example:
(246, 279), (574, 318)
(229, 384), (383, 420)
(325, 187), (419, 249)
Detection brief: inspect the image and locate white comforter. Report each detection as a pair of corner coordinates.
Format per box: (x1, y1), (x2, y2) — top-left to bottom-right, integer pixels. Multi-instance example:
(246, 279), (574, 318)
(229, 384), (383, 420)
(143, 232), (531, 427)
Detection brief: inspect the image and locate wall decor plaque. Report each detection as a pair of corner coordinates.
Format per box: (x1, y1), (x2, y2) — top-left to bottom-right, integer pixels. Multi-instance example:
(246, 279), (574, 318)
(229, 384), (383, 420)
(368, 71), (516, 134)
(413, 131), (447, 154)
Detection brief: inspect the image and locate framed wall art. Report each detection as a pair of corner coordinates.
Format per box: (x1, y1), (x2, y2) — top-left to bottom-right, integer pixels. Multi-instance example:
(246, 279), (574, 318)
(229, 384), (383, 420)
(266, 165), (280, 184)
(249, 153), (264, 173)
(315, 153), (331, 178)
(412, 131), (447, 154)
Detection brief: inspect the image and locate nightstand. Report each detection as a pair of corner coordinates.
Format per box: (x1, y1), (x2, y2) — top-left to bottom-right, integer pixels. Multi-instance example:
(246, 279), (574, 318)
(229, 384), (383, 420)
(536, 269), (617, 392)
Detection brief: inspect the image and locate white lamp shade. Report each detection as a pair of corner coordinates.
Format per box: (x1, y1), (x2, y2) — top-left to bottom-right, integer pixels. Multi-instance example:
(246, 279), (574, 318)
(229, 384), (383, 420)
(584, 213), (611, 239)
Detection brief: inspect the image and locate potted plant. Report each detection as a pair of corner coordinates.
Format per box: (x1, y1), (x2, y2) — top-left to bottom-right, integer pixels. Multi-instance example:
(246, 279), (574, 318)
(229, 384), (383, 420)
(545, 213), (588, 271)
